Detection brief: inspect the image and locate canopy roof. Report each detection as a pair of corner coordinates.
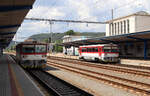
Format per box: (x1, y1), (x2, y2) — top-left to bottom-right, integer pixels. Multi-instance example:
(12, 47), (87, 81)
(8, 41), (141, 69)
(62, 30), (150, 47)
(0, 0), (35, 48)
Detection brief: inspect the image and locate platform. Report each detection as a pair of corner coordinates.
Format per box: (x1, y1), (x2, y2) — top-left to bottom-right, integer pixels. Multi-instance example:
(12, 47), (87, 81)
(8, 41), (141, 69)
(0, 54), (44, 96)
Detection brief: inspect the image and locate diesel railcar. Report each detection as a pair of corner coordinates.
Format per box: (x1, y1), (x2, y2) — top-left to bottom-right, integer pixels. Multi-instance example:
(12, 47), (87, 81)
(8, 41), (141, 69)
(79, 44), (119, 63)
(16, 41), (47, 68)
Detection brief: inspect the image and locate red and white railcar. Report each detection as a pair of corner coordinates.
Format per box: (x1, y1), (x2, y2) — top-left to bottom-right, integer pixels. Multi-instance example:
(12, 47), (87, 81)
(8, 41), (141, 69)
(79, 44), (119, 63)
(16, 41), (47, 68)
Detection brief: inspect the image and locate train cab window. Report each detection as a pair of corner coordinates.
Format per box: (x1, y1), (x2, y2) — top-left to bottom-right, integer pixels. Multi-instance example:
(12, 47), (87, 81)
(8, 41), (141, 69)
(103, 47), (111, 52)
(112, 47), (119, 52)
(35, 45), (47, 53)
(111, 49), (119, 52)
(22, 45), (34, 53)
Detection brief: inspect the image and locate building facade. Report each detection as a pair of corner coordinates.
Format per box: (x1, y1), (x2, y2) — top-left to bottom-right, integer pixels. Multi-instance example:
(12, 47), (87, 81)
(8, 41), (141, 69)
(106, 11), (150, 36)
(105, 11), (150, 60)
(63, 35), (91, 56)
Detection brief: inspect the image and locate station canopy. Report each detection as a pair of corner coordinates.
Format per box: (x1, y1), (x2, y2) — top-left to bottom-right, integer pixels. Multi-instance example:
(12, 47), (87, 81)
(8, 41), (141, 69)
(62, 30), (150, 47)
(0, 0), (35, 48)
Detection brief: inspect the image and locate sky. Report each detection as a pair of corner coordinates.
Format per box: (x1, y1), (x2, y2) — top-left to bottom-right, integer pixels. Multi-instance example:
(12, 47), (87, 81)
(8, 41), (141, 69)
(14, 0), (150, 42)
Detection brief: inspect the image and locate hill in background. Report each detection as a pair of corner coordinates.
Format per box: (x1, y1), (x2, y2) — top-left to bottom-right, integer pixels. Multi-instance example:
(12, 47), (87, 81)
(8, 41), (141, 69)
(29, 32), (105, 42)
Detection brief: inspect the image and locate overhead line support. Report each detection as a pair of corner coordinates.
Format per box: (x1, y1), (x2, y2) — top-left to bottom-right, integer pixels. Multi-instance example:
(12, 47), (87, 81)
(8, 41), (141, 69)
(25, 18), (107, 24)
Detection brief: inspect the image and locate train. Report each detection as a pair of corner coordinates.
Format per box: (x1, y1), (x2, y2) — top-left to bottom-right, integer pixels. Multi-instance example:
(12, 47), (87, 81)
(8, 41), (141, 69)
(16, 41), (48, 68)
(79, 44), (119, 63)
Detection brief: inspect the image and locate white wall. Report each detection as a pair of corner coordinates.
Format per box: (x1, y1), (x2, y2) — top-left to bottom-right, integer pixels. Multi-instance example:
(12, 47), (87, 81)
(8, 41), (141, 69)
(135, 16), (150, 32)
(106, 16), (136, 36)
(129, 16), (136, 33)
(106, 24), (110, 36)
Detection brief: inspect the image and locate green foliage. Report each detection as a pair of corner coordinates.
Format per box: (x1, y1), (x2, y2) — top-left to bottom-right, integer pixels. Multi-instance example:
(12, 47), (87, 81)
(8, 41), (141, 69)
(53, 40), (63, 52)
(30, 31), (106, 43)
(65, 30), (76, 35)
(53, 44), (63, 52)
(43, 38), (49, 43)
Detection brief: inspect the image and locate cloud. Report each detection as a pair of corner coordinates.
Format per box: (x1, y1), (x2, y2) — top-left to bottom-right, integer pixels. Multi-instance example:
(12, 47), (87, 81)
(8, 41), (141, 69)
(15, 0), (150, 42)
(26, 6), (65, 19)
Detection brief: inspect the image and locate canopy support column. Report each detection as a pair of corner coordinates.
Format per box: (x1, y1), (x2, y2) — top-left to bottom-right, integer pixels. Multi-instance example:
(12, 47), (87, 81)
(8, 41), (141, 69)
(144, 40), (147, 59)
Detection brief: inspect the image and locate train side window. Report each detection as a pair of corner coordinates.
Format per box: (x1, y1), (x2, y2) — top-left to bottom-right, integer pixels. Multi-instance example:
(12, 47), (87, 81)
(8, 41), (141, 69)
(92, 48), (95, 52)
(89, 48), (92, 52)
(82, 48), (86, 52)
(87, 48), (89, 52)
(95, 48), (98, 52)
(90, 48), (92, 52)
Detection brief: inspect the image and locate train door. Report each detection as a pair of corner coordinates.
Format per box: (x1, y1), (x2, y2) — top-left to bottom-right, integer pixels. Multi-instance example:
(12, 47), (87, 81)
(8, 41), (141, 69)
(98, 47), (102, 56)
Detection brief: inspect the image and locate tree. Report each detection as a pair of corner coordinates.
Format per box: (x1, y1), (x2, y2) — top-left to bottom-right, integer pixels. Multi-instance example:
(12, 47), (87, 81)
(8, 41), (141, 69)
(65, 30), (76, 35)
(53, 40), (63, 52)
(43, 38), (49, 43)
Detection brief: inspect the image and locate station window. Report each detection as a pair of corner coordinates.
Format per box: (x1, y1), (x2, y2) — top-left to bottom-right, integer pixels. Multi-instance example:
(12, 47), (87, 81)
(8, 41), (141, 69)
(124, 20), (126, 34)
(114, 23), (117, 35)
(121, 21), (123, 34)
(127, 19), (130, 33)
(112, 23), (114, 36)
(118, 22), (119, 35)
(109, 23), (111, 35)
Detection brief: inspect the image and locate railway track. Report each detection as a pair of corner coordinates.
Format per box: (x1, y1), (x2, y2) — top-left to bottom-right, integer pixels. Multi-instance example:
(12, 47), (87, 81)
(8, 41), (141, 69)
(49, 56), (150, 77)
(47, 56), (150, 95)
(49, 56), (150, 70)
(28, 70), (93, 96)
(47, 61), (150, 96)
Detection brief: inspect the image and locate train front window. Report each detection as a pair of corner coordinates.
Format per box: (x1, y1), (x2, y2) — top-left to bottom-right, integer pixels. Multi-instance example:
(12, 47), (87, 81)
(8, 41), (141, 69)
(22, 45), (34, 53)
(35, 45), (46, 53)
(103, 46), (119, 53)
(111, 49), (119, 52)
(103, 47), (111, 52)
(112, 47), (119, 52)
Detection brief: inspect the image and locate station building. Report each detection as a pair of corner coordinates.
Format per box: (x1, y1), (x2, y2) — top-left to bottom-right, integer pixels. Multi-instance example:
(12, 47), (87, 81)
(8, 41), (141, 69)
(106, 11), (150, 36)
(62, 35), (91, 55)
(106, 11), (150, 60)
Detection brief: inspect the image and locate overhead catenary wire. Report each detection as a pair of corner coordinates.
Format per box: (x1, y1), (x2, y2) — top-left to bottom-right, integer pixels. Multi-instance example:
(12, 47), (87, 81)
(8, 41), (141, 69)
(25, 18), (107, 24)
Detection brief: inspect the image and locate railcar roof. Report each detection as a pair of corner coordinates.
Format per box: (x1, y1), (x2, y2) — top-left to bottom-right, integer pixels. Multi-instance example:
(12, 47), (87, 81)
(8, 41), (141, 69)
(80, 44), (117, 47)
